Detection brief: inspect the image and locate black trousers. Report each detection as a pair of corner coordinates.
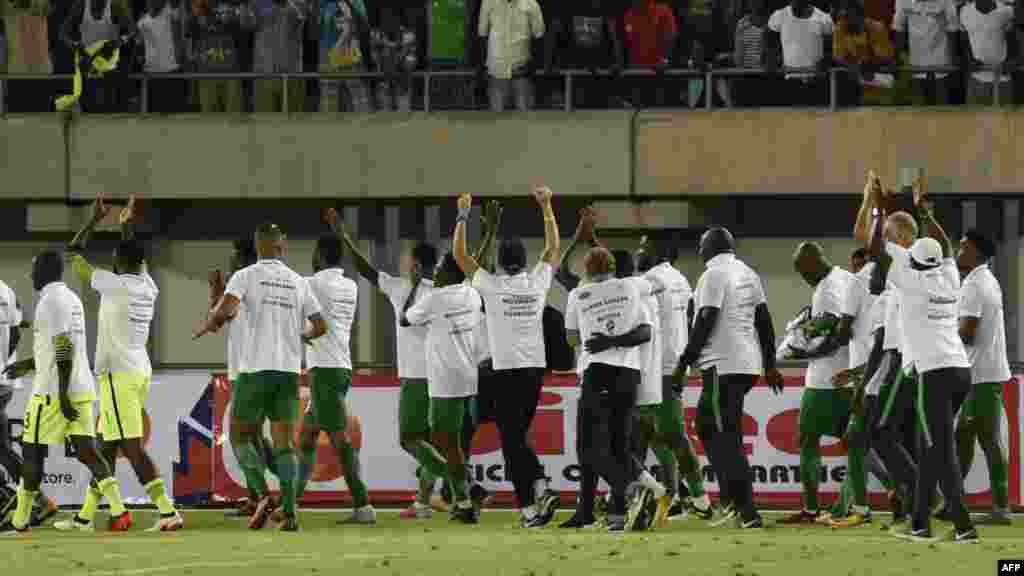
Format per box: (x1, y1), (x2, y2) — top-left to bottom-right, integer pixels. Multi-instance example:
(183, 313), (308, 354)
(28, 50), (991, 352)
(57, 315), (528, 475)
(480, 367), (546, 508)
(697, 369), (757, 520)
(913, 367), (973, 532)
(0, 385), (21, 485)
(874, 352), (918, 503)
(578, 363), (640, 516)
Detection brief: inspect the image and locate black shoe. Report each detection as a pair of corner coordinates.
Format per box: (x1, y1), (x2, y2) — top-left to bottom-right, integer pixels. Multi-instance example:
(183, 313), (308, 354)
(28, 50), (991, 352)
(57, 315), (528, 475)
(688, 495), (714, 521)
(559, 512), (597, 529)
(667, 498), (685, 519)
(440, 483), (453, 506)
(469, 484), (490, 511)
(627, 487), (654, 532)
(279, 515), (299, 532)
(536, 490), (560, 526)
(607, 517), (626, 534)
(952, 528), (979, 543)
(451, 505), (479, 525)
(738, 515), (764, 529)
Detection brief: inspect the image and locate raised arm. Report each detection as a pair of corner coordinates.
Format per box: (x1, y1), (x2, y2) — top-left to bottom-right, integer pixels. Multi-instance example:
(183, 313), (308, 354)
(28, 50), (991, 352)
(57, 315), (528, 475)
(68, 192), (113, 254)
(533, 185), (560, 266)
(398, 273), (425, 327)
(194, 294), (241, 340)
(453, 193), (481, 278)
(854, 172), (880, 245)
(119, 194), (137, 241)
(325, 207), (380, 287)
(475, 201), (502, 274)
(912, 177), (952, 258)
(556, 207), (595, 291)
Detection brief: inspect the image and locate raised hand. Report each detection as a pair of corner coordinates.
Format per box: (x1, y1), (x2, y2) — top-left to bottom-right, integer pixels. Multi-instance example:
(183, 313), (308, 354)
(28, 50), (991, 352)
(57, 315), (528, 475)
(484, 200), (503, 228)
(93, 192), (112, 223)
(323, 207), (341, 230)
(532, 185), (553, 205)
(458, 193), (473, 214)
(118, 194), (137, 227)
(912, 174), (928, 209)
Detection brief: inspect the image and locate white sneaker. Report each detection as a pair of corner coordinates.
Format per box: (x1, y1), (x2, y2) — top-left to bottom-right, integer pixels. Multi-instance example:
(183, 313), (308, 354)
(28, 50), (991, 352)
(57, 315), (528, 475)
(337, 506), (377, 526)
(638, 471), (667, 500)
(54, 517), (95, 533)
(399, 502), (432, 520)
(146, 512), (184, 532)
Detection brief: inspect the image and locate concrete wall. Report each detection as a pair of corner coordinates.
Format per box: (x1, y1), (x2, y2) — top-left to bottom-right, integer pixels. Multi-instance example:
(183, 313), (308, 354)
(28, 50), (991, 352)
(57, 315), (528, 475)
(0, 116), (65, 199)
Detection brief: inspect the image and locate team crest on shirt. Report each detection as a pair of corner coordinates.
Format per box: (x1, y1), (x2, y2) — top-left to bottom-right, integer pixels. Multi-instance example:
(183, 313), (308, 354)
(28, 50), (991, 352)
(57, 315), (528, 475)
(578, 291), (591, 301)
(605, 319), (615, 333)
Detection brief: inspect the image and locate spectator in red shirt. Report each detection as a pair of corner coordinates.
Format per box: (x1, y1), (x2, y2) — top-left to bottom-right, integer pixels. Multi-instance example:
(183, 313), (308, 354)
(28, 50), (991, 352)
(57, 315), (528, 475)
(621, 0), (678, 106)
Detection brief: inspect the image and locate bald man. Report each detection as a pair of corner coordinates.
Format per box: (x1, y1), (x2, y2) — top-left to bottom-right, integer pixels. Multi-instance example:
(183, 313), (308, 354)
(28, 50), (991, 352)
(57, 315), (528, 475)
(779, 242), (856, 525)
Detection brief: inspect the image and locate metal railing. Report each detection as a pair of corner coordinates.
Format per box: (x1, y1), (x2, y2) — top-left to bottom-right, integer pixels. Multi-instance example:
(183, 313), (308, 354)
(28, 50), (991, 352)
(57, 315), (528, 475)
(0, 65), (1017, 115)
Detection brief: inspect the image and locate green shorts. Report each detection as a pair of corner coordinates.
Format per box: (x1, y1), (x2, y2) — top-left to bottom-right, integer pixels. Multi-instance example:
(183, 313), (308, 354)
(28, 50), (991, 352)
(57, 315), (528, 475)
(306, 367), (352, 433)
(799, 388), (851, 440)
(959, 382), (1005, 424)
(232, 370), (299, 425)
(399, 378), (430, 437)
(429, 396), (473, 434)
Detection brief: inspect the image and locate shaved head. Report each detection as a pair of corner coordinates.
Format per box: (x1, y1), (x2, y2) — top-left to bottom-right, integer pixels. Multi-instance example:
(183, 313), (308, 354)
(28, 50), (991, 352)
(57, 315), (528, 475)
(698, 227), (735, 264)
(255, 223), (286, 259)
(793, 241), (831, 287)
(884, 211), (918, 248)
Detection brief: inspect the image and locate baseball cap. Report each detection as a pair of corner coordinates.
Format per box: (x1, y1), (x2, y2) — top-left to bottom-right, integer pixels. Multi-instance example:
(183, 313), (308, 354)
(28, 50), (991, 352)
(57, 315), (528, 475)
(910, 237), (943, 268)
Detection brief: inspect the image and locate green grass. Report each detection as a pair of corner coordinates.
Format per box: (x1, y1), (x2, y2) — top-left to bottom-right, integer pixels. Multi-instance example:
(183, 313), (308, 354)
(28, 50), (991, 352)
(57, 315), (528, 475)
(3, 510), (1023, 576)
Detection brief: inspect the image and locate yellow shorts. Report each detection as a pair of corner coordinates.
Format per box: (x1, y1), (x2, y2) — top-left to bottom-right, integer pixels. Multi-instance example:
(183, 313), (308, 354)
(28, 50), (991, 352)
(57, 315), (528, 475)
(98, 372), (151, 442)
(22, 394), (96, 446)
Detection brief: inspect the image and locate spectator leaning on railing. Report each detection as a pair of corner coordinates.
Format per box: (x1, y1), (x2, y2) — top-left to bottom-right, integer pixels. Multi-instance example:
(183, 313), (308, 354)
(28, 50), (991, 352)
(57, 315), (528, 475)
(318, 0), (372, 112)
(730, 0), (775, 106)
(893, 0), (960, 106)
(766, 0), (833, 107)
(960, 0), (1014, 105)
(189, 0), (248, 112)
(545, 0), (623, 109)
(249, 0), (306, 113)
(478, 0), (545, 112)
(621, 0), (678, 107)
(62, 0), (136, 113)
(832, 0), (896, 106)
(137, 0), (187, 113)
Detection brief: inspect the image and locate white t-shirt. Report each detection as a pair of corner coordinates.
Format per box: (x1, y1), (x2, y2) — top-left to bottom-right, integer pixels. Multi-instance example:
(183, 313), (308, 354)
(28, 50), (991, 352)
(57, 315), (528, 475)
(644, 262), (692, 375)
(886, 242), (970, 374)
(306, 268), (358, 370)
(805, 267), (853, 389)
(379, 272), (434, 380)
(841, 263), (877, 370)
(959, 264), (1011, 384)
(472, 263), (553, 371)
(137, 4), (180, 73)
(475, 309), (491, 365)
(92, 269), (158, 377)
(693, 253), (767, 376)
(882, 279), (913, 371)
(565, 276), (653, 372)
(637, 288), (663, 407)
(225, 259), (322, 375)
(960, 3), (1014, 82)
(893, 0), (960, 78)
(0, 280), (21, 385)
(226, 302), (250, 382)
(31, 282), (95, 400)
(871, 289), (889, 335)
(768, 6), (833, 76)
(405, 284), (483, 398)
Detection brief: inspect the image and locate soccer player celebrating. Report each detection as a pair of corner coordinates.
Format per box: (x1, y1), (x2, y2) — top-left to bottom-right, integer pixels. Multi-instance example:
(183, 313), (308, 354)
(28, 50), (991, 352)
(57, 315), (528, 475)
(2, 250), (130, 535)
(453, 187), (560, 528)
(565, 246), (655, 533)
(869, 178), (977, 543)
(56, 193), (182, 532)
(402, 253), (484, 524)
(331, 212), (440, 520)
(295, 231), (374, 525)
(195, 223), (327, 532)
(676, 227), (783, 530)
(954, 229), (1012, 526)
(635, 233), (712, 522)
(778, 242), (855, 525)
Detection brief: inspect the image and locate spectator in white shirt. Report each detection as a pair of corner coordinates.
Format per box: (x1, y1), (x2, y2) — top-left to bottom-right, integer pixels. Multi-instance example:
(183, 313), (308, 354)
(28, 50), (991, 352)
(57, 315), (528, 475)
(954, 229), (1012, 525)
(478, 0), (545, 111)
(453, 186), (560, 528)
(137, 0), (186, 113)
(766, 0), (834, 106)
(960, 0), (1015, 105)
(893, 0), (961, 105)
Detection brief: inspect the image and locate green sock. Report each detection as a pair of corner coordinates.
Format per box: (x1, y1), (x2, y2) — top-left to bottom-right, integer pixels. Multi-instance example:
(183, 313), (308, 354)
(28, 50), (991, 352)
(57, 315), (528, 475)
(800, 442), (821, 511)
(416, 467), (435, 505)
(337, 440), (370, 508)
(97, 477), (126, 516)
(450, 474), (468, 503)
(848, 447), (867, 508)
(235, 439), (269, 497)
(297, 445), (316, 500)
(144, 479), (176, 516)
(670, 431), (706, 498)
(78, 485), (103, 522)
(651, 444), (677, 497)
(830, 475), (853, 517)
(261, 435), (280, 479)
(411, 440), (449, 480)
(12, 484), (35, 530)
(272, 449), (298, 517)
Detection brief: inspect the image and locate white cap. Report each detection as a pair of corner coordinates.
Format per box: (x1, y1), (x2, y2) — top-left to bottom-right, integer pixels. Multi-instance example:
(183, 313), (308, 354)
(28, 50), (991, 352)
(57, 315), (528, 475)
(910, 237), (943, 268)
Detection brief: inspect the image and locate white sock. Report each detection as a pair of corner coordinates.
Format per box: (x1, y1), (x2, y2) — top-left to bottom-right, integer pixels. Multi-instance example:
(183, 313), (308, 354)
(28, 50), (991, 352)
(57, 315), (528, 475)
(413, 501), (430, 510)
(695, 494), (711, 508)
(851, 504), (869, 515)
(522, 505), (538, 520)
(639, 471), (666, 499)
(534, 479), (547, 501)
(358, 504), (374, 512)
(456, 500), (473, 510)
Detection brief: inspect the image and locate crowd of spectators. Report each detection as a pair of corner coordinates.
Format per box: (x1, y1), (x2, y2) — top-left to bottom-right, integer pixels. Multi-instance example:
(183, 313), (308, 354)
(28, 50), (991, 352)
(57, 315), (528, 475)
(1, 0), (1022, 113)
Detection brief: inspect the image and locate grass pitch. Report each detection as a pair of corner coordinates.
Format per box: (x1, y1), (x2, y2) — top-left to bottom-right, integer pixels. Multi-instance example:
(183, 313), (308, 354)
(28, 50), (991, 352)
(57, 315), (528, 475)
(2, 510), (1022, 576)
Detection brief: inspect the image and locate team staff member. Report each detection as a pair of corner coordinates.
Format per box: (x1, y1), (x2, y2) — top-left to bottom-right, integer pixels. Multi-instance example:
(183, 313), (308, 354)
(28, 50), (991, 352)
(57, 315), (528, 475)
(566, 246), (661, 533)
(2, 250), (130, 535)
(870, 179), (977, 543)
(330, 210), (440, 520)
(195, 223), (328, 532)
(295, 233), (375, 526)
(955, 229), (1012, 526)
(403, 254), (484, 525)
(58, 193), (182, 533)
(780, 242), (854, 525)
(453, 187), (561, 529)
(677, 227), (784, 530)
